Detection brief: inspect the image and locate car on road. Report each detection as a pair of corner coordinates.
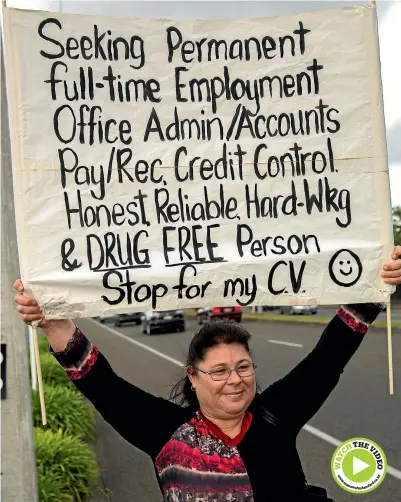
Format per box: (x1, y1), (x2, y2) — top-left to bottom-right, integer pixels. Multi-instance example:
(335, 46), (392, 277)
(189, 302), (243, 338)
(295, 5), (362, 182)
(196, 306), (242, 324)
(114, 312), (143, 327)
(96, 314), (117, 324)
(141, 310), (185, 335)
(280, 305), (318, 315)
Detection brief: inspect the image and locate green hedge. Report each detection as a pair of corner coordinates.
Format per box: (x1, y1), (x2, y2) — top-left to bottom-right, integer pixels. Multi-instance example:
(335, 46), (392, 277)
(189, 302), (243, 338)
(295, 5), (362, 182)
(36, 466), (73, 502)
(34, 335), (101, 501)
(32, 384), (95, 439)
(35, 428), (98, 502)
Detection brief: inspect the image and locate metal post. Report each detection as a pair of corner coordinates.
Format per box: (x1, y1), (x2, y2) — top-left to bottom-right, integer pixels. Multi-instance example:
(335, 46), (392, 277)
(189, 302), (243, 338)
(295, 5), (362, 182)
(0, 23), (39, 502)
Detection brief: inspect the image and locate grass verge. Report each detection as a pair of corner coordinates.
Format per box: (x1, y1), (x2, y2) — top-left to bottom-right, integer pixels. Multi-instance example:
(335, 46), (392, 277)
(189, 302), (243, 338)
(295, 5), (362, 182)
(184, 310), (401, 330)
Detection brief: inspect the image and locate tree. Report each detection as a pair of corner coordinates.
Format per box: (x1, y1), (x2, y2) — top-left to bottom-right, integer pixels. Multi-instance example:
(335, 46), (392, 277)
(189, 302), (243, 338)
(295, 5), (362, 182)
(393, 206), (401, 246)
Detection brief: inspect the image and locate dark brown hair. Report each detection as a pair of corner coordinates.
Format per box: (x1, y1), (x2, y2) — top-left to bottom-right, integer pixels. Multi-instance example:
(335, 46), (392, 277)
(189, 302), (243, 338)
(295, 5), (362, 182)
(169, 320), (252, 408)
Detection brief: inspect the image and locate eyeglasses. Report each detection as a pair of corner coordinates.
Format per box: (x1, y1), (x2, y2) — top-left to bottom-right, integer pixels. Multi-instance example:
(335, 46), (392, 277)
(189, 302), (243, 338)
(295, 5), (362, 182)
(190, 362), (257, 381)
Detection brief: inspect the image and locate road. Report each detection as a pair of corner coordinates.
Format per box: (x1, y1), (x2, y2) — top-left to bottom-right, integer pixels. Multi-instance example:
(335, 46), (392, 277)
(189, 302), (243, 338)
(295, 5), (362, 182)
(80, 317), (401, 502)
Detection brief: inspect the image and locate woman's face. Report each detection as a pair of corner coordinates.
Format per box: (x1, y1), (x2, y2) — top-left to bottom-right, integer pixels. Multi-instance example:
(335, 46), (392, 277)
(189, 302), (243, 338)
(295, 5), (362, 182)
(188, 343), (256, 419)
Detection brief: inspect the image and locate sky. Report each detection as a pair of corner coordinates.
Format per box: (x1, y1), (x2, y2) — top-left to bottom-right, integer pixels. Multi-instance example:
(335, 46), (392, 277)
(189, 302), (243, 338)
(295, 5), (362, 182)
(4, 0), (401, 207)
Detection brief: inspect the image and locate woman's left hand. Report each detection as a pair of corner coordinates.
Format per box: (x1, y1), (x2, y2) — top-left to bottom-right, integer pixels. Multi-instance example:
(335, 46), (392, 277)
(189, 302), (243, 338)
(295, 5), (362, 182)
(381, 246), (401, 285)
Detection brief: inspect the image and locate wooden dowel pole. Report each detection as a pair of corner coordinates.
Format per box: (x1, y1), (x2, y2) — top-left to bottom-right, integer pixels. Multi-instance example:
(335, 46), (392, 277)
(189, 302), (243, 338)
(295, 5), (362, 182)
(32, 326), (47, 425)
(386, 300), (394, 395)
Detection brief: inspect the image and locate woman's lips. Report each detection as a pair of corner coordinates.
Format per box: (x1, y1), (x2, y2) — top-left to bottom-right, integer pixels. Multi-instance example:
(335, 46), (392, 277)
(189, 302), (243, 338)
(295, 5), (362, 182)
(223, 390), (244, 397)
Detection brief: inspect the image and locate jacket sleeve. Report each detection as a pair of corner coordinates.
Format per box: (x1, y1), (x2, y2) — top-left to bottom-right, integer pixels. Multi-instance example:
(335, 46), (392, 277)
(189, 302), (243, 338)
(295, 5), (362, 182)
(259, 303), (384, 435)
(51, 326), (188, 458)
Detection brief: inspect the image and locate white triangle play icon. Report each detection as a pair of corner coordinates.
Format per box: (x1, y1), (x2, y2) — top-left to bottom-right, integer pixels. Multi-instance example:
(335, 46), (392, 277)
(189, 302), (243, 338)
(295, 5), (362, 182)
(353, 456), (370, 476)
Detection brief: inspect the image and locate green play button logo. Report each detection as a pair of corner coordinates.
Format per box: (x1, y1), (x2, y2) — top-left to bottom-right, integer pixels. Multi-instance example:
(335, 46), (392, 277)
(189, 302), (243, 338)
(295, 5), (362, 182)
(331, 438), (387, 493)
(353, 456), (371, 475)
(344, 450), (375, 481)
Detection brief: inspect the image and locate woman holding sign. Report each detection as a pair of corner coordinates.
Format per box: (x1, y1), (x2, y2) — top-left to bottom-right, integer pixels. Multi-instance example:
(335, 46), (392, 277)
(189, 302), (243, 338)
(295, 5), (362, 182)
(13, 246), (401, 502)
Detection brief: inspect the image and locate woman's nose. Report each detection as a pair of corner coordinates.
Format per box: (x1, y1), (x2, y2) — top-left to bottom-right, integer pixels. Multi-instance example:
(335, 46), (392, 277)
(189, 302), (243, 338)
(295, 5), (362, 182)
(226, 369), (242, 384)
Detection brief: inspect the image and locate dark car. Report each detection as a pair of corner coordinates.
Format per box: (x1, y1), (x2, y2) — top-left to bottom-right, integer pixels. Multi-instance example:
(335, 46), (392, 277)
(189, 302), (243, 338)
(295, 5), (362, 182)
(96, 314), (117, 324)
(141, 310), (185, 335)
(197, 306), (242, 324)
(114, 312), (143, 327)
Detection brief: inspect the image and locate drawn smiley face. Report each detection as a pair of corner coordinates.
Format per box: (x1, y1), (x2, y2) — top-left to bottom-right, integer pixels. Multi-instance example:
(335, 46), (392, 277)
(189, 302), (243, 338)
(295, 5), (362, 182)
(329, 249), (363, 287)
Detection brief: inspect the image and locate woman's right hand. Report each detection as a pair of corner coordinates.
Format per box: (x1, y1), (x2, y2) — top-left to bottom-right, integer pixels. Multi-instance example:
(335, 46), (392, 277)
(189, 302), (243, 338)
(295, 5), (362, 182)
(13, 279), (46, 326)
(13, 279), (76, 351)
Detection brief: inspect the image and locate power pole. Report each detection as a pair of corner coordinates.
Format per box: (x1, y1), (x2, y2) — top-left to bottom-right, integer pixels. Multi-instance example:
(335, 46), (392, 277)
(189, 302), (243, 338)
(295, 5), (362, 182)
(0, 26), (39, 502)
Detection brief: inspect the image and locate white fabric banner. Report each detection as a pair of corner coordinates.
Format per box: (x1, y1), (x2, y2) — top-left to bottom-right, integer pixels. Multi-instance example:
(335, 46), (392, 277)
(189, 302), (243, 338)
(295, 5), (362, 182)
(3, 4), (395, 318)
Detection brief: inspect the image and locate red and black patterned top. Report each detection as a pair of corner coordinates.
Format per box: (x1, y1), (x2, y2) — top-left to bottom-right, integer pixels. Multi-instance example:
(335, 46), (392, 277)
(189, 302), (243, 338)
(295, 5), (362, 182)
(51, 303), (382, 501)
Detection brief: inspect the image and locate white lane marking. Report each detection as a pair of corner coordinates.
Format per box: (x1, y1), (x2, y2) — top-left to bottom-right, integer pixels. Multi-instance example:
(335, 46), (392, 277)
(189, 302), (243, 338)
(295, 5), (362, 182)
(268, 339), (303, 348)
(387, 467), (401, 481)
(86, 319), (183, 368)
(87, 318), (401, 481)
(303, 424), (340, 447)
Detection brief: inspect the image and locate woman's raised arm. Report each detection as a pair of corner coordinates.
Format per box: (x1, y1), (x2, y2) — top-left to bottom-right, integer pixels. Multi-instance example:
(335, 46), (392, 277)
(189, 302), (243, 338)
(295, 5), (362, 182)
(13, 280), (190, 459)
